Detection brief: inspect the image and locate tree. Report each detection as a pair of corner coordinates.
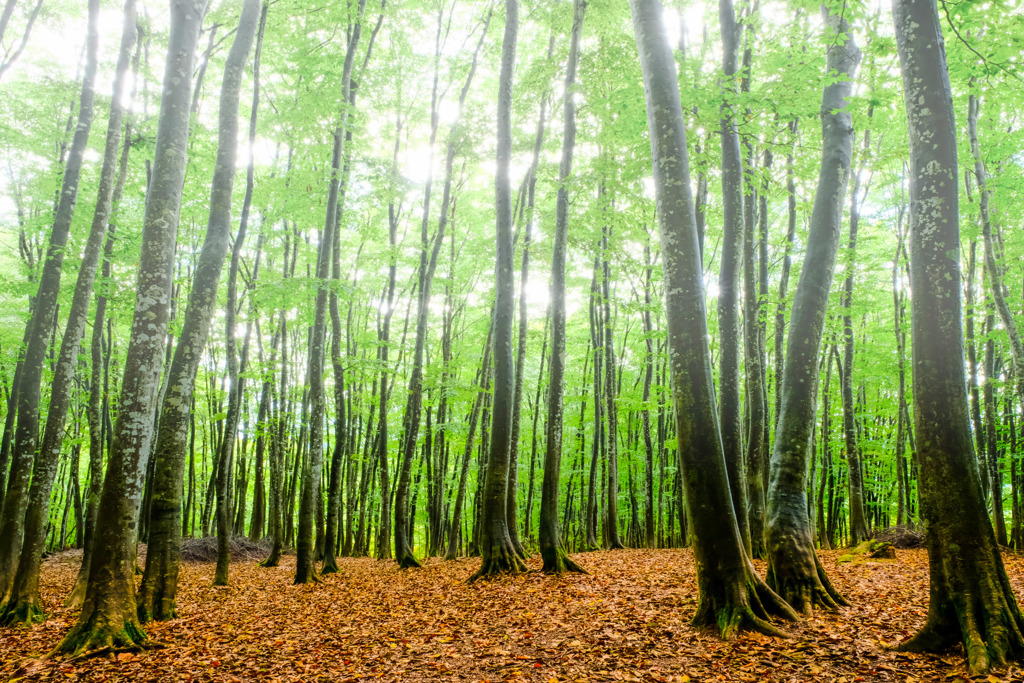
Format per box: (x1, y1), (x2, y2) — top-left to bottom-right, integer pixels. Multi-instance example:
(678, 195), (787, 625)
(136, 0), (260, 619)
(0, 0), (99, 606)
(51, 0), (208, 656)
(630, 0), (797, 638)
(763, 0), (858, 616)
(539, 0), (587, 576)
(0, 0), (135, 627)
(894, 0), (1024, 672)
(716, 0), (749, 555)
(469, 0), (526, 582)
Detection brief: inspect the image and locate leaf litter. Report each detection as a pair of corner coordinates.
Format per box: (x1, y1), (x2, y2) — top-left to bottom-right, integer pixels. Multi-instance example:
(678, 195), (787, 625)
(2, 547), (1022, 681)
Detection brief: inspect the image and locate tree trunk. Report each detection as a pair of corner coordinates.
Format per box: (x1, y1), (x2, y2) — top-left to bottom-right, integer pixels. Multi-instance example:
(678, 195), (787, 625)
(763, 1), (859, 615)
(469, 0), (526, 581)
(1, 0), (133, 627)
(539, 0), (587, 575)
(894, 0), (1024, 672)
(134, 0), (258, 614)
(715, 0), (750, 556)
(0, 0), (99, 604)
(52, 0), (207, 656)
(631, 0), (797, 638)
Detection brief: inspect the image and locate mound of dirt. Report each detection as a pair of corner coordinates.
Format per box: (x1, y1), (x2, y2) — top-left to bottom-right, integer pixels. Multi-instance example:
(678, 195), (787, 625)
(875, 525), (925, 549)
(179, 536), (273, 563)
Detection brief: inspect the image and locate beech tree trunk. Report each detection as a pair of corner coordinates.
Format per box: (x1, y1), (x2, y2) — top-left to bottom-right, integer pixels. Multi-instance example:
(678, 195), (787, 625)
(539, 0), (586, 575)
(894, 0), (1024, 672)
(0, 0), (99, 605)
(716, 0), (749, 556)
(0, 0), (131, 627)
(631, 0), (797, 639)
(469, 0), (526, 581)
(52, 0), (207, 656)
(763, 1), (859, 616)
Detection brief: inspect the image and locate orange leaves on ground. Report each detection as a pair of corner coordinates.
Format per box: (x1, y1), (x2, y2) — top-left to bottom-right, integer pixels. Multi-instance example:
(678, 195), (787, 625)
(2, 548), (1022, 681)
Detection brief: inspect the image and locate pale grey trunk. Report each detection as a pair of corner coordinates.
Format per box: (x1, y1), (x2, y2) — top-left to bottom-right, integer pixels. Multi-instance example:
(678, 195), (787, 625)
(53, 0), (208, 656)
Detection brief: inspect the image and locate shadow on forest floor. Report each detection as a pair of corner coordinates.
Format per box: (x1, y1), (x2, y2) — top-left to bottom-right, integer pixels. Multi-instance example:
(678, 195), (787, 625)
(2, 547), (1019, 681)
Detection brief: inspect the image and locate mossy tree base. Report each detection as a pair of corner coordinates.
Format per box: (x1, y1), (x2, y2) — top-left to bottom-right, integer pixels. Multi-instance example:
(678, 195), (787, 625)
(320, 558), (340, 574)
(897, 555), (1024, 675)
(396, 552), (422, 569)
(64, 577), (87, 609)
(766, 538), (848, 616)
(258, 548), (281, 568)
(0, 595), (46, 627)
(540, 547), (587, 575)
(50, 610), (149, 659)
(135, 595), (177, 624)
(692, 570), (799, 640)
(468, 542), (527, 582)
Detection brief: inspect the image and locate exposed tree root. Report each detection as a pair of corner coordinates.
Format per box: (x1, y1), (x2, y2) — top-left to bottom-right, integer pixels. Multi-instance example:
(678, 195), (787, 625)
(64, 577), (87, 610)
(766, 550), (848, 616)
(49, 614), (150, 659)
(320, 560), (340, 575)
(897, 567), (1024, 675)
(0, 595), (46, 627)
(258, 548), (281, 568)
(692, 575), (798, 640)
(468, 543), (527, 582)
(292, 571), (321, 586)
(396, 552), (422, 569)
(540, 547), (587, 575)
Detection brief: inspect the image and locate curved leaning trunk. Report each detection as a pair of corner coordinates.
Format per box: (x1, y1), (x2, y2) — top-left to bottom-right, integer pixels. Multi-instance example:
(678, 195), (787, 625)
(630, 0), (797, 639)
(539, 0), (587, 575)
(51, 0), (209, 657)
(0, 0), (130, 627)
(764, 2), (860, 615)
(0, 0), (100, 606)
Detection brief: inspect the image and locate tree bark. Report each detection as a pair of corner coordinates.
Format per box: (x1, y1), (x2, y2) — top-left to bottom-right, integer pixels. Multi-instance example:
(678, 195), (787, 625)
(1, 0), (133, 627)
(539, 0), (587, 574)
(716, 0), (749, 556)
(51, 0), (207, 656)
(894, 0), (1024, 672)
(0, 0), (99, 604)
(469, 0), (526, 581)
(763, 1), (859, 615)
(631, 0), (797, 639)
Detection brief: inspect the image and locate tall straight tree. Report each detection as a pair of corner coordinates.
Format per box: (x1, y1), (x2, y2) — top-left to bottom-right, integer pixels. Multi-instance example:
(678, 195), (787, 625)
(539, 0), (587, 575)
(393, 6), (490, 569)
(52, 0), (208, 656)
(0, 0), (135, 627)
(894, 0), (1024, 673)
(630, 0), (797, 638)
(470, 0), (526, 581)
(764, 0), (858, 615)
(716, 0), (749, 554)
(294, 0), (369, 584)
(0, 0), (99, 603)
(136, 0), (260, 619)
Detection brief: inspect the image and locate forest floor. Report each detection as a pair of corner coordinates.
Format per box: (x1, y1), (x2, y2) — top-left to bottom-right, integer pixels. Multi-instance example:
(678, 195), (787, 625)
(2, 546), (1022, 682)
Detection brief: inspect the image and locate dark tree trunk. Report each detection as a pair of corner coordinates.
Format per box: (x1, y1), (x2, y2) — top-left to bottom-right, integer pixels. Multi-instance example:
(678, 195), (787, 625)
(469, 0), (526, 581)
(539, 0), (586, 575)
(894, 0), (1024, 672)
(763, 1), (859, 615)
(0, 0), (100, 604)
(394, 8), (489, 569)
(715, 0), (749, 556)
(631, 0), (797, 639)
(0, 0), (132, 627)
